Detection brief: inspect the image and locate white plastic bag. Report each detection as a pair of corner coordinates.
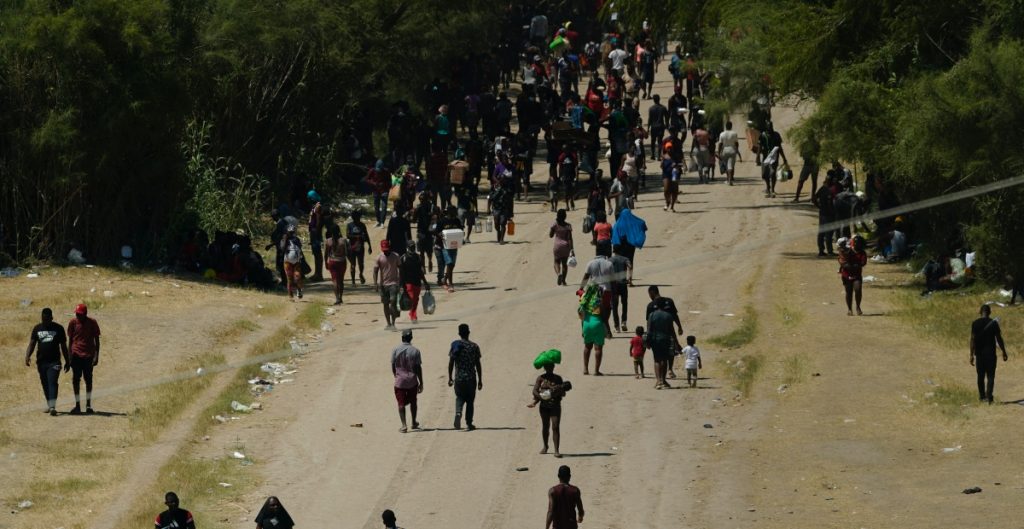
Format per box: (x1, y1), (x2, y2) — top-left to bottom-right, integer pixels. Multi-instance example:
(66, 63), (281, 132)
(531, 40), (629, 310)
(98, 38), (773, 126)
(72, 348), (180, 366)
(567, 251), (577, 268)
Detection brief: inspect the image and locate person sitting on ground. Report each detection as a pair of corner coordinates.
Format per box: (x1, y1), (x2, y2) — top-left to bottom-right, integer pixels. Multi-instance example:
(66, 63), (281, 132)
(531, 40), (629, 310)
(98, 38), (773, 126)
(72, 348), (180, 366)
(1006, 274), (1023, 305)
(939, 250), (969, 289)
(255, 496), (294, 529)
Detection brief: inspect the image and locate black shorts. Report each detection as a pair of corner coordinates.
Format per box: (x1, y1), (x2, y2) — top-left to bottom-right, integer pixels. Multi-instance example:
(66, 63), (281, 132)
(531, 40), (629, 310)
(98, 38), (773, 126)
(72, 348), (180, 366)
(70, 355), (94, 378)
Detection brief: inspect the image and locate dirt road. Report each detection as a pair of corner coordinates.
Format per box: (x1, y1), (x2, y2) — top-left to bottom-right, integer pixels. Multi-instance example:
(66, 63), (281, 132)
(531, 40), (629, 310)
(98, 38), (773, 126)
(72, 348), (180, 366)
(8, 68), (1021, 529)
(217, 76), (810, 529)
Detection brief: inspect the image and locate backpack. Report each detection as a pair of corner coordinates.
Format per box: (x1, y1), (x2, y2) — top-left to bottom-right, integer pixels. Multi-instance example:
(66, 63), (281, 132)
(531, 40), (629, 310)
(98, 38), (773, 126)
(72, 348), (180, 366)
(284, 239), (301, 264)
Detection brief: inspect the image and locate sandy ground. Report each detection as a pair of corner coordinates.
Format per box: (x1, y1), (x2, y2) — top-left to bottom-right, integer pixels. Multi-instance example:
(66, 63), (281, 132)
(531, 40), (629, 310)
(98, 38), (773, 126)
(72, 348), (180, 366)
(6, 70), (1023, 529)
(204, 76), (1023, 528)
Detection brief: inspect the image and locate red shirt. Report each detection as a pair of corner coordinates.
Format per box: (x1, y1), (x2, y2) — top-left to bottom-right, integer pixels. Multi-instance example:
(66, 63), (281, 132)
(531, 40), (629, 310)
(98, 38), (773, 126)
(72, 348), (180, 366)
(629, 336), (645, 358)
(840, 250), (867, 281)
(68, 316), (101, 358)
(593, 222), (612, 242)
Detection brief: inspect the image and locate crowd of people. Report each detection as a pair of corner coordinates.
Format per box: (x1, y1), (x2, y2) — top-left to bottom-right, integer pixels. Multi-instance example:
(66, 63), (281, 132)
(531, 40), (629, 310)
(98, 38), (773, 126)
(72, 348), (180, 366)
(21, 7), (1018, 529)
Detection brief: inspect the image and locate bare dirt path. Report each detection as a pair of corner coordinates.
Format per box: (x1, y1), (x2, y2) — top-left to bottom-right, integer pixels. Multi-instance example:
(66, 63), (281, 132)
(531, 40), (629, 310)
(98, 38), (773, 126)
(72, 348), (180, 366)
(206, 74), (809, 529)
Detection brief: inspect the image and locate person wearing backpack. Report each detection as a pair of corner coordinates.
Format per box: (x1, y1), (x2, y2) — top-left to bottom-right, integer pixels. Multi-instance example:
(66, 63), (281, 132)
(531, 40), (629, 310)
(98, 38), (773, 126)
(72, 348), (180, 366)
(669, 45), (684, 92)
(280, 224), (305, 300)
(399, 245), (429, 323)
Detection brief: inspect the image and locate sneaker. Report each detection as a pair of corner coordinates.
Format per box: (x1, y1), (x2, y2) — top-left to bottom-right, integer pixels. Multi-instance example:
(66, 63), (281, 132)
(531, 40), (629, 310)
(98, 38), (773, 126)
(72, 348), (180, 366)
(48, 408), (57, 416)
(69, 406), (82, 415)
(86, 407), (95, 414)
(466, 424), (476, 431)
(454, 416), (461, 430)
(297, 289), (303, 299)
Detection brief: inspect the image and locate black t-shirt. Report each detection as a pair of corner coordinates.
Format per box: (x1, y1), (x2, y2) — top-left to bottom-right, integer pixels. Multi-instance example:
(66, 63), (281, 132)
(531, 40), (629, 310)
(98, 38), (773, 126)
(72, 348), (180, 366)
(31, 322), (66, 365)
(399, 253), (424, 286)
(386, 217), (411, 252)
(155, 509), (195, 529)
(646, 297), (681, 327)
(972, 317), (1002, 356)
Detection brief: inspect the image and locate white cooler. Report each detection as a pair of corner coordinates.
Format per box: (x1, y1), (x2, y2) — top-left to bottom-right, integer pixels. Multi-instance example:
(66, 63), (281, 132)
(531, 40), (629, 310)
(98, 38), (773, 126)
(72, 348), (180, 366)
(442, 229), (464, 250)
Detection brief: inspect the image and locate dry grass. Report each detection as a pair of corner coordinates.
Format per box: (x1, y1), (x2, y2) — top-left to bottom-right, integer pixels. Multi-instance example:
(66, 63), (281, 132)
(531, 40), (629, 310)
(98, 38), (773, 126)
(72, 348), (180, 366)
(723, 354), (764, 397)
(781, 353), (809, 386)
(892, 284), (1021, 353)
(778, 304), (804, 327)
(708, 305), (759, 349)
(129, 352), (226, 442)
(117, 304), (324, 528)
(927, 383), (977, 420)
(213, 319), (260, 345)
(121, 455), (253, 529)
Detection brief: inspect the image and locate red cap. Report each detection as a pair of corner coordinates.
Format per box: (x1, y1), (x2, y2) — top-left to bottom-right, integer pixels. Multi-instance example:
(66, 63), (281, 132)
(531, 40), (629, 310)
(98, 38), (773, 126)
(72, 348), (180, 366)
(75, 303), (88, 315)
(380, 240), (391, 251)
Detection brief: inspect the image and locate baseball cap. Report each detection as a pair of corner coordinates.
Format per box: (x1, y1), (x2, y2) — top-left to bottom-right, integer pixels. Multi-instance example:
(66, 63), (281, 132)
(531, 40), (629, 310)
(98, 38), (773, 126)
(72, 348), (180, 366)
(75, 303), (88, 315)
(401, 329), (413, 339)
(380, 240), (391, 251)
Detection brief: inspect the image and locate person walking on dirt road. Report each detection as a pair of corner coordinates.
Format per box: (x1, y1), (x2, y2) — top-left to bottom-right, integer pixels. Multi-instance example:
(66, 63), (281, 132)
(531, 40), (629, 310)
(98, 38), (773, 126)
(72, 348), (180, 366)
(254, 496), (294, 529)
(374, 240), (402, 329)
(646, 286), (683, 379)
(392, 329), (423, 433)
(647, 302), (680, 389)
(448, 323), (482, 430)
(155, 492), (195, 529)
(550, 209), (574, 286)
(546, 465), (584, 529)
(280, 224), (305, 300)
(971, 304), (1009, 404)
(839, 235), (867, 316)
(324, 224), (348, 305)
(67, 303), (100, 414)
(399, 245), (429, 323)
(25, 307), (69, 415)
(528, 349), (570, 457)
(346, 210), (372, 285)
(382, 509), (403, 529)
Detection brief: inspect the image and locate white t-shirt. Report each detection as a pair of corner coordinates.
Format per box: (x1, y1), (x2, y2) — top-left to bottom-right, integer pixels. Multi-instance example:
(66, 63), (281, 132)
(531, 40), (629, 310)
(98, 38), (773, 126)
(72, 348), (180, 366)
(682, 345), (701, 369)
(719, 130), (739, 152)
(609, 49), (629, 71)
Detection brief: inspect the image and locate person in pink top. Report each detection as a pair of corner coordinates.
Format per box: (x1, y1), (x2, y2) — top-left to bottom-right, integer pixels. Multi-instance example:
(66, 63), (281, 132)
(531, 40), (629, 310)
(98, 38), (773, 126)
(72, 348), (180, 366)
(391, 329), (423, 433)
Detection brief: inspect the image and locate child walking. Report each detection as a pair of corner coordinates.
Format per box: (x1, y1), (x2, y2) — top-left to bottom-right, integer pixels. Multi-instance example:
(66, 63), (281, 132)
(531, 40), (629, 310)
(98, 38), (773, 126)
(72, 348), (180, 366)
(680, 335), (701, 387)
(629, 326), (647, 379)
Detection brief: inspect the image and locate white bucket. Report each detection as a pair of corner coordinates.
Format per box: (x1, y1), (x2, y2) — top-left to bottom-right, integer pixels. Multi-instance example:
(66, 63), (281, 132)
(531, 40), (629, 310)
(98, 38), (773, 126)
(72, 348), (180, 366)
(442, 229), (464, 250)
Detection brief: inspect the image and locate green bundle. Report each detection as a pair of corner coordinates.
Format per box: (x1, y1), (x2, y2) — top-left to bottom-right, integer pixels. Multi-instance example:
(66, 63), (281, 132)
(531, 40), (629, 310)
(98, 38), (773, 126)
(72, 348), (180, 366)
(533, 349), (562, 369)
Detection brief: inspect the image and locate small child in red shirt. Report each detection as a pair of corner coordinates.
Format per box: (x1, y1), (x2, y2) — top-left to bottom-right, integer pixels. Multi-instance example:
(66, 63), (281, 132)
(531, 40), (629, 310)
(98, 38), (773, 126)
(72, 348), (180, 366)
(630, 326), (647, 379)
